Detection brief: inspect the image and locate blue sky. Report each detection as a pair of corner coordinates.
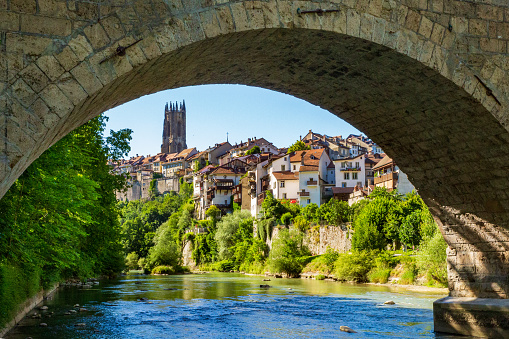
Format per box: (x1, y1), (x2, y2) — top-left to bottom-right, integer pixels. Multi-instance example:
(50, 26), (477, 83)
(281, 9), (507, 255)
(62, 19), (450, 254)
(104, 84), (361, 158)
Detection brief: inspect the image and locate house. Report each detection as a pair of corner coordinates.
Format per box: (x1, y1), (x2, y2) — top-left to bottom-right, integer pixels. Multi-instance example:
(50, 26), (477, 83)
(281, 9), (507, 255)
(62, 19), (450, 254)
(161, 147), (198, 177)
(334, 154), (366, 189)
(372, 155), (415, 194)
(365, 153), (383, 186)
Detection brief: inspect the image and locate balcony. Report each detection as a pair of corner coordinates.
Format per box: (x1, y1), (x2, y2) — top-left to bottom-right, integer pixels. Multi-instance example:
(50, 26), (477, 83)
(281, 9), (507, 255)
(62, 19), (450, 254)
(340, 167), (361, 172)
(307, 179), (318, 186)
(298, 191), (310, 197)
(257, 192), (266, 205)
(234, 197), (242, 204)
(374, 172), (398, 185)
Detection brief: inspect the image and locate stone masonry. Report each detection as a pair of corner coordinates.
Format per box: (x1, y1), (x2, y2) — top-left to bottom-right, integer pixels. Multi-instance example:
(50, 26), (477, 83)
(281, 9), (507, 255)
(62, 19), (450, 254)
(3, 0), (509, 336)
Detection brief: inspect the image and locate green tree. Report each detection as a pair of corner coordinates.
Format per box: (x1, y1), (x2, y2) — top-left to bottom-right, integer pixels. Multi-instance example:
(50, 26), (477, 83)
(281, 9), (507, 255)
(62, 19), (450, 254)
(149, 179), (159, 200)
(246, 146), (261, 155)
(268, 228), (310, 277)
(215, 210), (253, 261)
(287, 140), (310, 153)
(261, 190), (285, 219)
(352, 197), (397, 250)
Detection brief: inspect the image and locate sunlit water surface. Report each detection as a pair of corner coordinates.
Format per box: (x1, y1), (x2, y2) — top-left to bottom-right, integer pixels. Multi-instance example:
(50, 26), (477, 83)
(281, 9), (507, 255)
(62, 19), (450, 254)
(6, 272), (461, 338)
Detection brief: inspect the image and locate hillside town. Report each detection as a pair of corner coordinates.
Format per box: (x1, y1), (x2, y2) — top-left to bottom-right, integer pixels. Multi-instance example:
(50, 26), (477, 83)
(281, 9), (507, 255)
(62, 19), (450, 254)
(113, 101), (415, 218)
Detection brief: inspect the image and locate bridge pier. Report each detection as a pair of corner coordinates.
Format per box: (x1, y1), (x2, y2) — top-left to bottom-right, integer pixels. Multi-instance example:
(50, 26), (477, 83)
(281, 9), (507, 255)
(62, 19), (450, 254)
(430, 203), (509, 337)
(434, 297), (509, 338)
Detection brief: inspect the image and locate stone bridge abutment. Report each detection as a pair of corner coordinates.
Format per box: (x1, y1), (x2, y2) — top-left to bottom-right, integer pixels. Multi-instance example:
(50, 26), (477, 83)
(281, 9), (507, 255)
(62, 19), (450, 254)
(2, 0), (509, 336)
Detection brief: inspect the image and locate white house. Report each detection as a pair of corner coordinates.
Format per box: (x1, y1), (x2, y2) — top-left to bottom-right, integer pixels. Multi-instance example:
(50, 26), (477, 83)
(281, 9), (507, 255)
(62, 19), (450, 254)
(334, 154), (366, 188)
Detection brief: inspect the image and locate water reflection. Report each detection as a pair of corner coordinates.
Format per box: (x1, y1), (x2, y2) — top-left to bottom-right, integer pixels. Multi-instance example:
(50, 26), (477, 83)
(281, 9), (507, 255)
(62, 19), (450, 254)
(6, 272), (457, 339)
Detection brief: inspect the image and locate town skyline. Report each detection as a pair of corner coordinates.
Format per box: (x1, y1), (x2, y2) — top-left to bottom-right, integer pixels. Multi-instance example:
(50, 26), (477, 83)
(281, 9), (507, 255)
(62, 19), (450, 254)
(104, 84), (361, 158)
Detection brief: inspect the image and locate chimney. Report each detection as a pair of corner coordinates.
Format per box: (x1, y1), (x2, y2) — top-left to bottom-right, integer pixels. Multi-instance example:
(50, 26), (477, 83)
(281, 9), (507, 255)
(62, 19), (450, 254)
(300, 135), (302, 141)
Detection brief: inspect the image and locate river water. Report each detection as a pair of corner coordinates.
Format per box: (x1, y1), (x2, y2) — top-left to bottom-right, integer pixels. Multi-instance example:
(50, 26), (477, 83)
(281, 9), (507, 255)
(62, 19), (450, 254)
(6, 272), (458, 339)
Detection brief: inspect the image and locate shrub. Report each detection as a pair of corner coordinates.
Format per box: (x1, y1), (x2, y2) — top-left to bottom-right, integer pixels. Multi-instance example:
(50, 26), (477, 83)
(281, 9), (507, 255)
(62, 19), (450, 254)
(368, 267), (392, 283)
(416, 231), (448, 287)
(333, 251), (375, 282)
(323, 247), (339, 271)
(152, 265), (176, 275)
(315, 274), (326, 280)
(125, 252), (140, 270)
(268, 228), (310, 277)
(281, 212), (293, 226)
(213, 259), (235, 272)
(399, 264), (417, 285)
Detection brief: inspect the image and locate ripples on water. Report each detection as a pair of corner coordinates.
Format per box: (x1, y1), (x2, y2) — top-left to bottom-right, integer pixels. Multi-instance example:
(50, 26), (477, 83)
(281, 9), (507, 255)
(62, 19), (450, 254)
(6, 273), (456, 339)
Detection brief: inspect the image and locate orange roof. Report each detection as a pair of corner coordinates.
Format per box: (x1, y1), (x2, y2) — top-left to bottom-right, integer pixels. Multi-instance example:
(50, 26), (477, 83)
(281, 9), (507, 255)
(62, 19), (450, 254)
(211, 166), (245, 175)
(372, 155), (393, 170)
(299, 165), (319, 172)
(272, 171), (299, 180)
(289, 148), (325, 166)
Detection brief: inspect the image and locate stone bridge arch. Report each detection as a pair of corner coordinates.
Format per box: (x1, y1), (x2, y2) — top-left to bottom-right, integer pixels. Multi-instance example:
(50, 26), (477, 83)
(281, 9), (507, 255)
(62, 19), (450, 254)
(3, 0), (509, 336)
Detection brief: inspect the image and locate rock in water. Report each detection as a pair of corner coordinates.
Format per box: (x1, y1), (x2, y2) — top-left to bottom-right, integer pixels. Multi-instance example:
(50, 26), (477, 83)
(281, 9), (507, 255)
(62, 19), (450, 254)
(260, 284), (270, 288)
(39, 306), (48, 310)
(340, 326), (357, 333)
(384, 300), (395, 305)
(262, 279), (271, 281)
(39, 323), (48, 327)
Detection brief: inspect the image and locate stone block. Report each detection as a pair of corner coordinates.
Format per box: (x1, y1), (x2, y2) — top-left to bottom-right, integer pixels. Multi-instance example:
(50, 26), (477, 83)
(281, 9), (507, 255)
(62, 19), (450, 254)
(469, 19), (488, 36)
(10, 0), (36, 14)
(0, 11), (19, 31)
(11, 78), (37, 108)
(84, 23), (111, 50)
(21, 15), (71, 36)
(67, 35), (93, 62)
(20, 63), (50, 93)
(37, 0), (68, 17)
(100, 15), (125, 42)
(36, 55), (65, 82)
(39, 84), (73, 118)
(57, 73), (88, 105)
(54, 45), (80, 72)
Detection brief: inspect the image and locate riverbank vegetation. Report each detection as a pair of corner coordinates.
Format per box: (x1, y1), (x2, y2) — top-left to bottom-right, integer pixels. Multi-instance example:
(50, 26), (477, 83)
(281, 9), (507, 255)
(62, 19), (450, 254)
(0, 116), (132, 327)
(118, 187), (447, 288)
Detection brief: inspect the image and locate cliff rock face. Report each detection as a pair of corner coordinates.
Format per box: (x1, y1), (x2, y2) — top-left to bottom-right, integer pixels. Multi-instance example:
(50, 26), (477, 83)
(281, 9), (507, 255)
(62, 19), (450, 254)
(303, 224), (352, 255)
(182, 240), (196, 269)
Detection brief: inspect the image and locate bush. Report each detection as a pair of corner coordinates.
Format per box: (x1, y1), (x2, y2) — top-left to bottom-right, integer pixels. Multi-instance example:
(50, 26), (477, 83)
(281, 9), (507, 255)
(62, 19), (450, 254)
(268, 228), (310, 277)
(368, 267), (392, 283)
(399, 264), (417, 285)
(333, 251), (375, 282)
(281, 212), (293, 226)
(152, 265), (176, 275)
(315, 274), (326, 280)
(125, 252), (139, 270)
(213, 259), (235, 272)
(323, 247), (339, 271)
(416, 231), (448, 287)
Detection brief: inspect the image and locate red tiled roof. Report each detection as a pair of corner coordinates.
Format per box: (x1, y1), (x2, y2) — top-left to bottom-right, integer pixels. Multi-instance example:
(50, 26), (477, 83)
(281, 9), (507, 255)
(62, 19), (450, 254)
(211, 166), (245, 175)
(272, 171), (299, 180)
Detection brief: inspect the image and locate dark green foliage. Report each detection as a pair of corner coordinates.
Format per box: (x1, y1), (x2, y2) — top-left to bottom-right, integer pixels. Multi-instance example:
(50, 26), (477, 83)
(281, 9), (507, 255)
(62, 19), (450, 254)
(318, 199), (350, 225)
(281, 212), (293, 226)
(149, 179), (159, 199)
(0, 115), (132, 327)
(287, 140), (310, 153)
(261, 190), (285, 219)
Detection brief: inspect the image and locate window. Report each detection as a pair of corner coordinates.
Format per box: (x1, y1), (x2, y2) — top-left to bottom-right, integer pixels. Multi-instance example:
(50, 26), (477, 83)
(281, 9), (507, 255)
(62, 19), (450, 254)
(225, 200), (228, 204)
(344, 173), (350, 180)
(293, 165), (296, 170)
(284, 157), (287, 161)
(307, 199), (311, 204)
(283, 193), (287, 199)
(280, 181), (285, 188)
(341, 162), (345, 168)
(342, 182), (346, 188)
(355, 162), (359, 168)
(281, 165), (285, 171)
(273, 183), (276, 189)
(352, 173), (358, 180)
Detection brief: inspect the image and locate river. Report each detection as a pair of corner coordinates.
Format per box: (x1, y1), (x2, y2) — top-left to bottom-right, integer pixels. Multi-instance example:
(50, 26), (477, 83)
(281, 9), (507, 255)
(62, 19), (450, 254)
(5, 272), (462, 338)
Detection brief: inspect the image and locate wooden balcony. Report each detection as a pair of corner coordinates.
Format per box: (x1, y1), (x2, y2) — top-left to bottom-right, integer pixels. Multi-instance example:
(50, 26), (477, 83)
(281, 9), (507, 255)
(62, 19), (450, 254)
(307, 179), (318, 186)
(257, 192), (266, 205)
(298, 191), (310, 197)
(374, 172), (398, 185)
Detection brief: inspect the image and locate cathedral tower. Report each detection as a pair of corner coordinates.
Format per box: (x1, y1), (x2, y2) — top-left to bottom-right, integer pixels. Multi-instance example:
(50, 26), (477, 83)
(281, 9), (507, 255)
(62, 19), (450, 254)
(161, 100), (187, 154)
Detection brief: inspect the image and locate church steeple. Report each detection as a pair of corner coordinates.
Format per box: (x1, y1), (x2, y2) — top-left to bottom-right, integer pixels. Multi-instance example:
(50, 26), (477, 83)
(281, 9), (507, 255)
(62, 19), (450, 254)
(161, 100), (187, 154)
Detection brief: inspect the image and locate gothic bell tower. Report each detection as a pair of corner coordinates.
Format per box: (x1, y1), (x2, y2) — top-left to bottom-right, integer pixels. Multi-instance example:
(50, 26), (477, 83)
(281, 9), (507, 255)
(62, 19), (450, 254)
(161, 100), (187, 154)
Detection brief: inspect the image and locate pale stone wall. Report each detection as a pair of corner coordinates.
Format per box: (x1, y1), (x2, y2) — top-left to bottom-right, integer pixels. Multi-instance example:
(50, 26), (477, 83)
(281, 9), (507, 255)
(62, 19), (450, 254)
(304, 224), (352, 255)
(182, 240), (196, 269)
